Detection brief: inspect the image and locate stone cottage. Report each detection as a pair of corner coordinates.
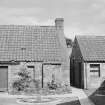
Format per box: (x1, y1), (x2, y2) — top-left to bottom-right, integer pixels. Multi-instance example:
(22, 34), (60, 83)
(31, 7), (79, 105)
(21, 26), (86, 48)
(70, 35), (105, 89)
(0, 18), (69, 92)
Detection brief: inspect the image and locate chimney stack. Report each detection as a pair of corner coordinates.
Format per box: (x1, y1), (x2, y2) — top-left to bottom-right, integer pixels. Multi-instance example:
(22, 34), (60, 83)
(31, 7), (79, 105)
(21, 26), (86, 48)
(55, 18), (64, 30)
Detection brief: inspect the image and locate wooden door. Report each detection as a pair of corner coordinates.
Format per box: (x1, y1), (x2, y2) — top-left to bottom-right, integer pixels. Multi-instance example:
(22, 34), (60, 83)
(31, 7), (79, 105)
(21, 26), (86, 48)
(0, 66), (8, 91)
(89, 64), (101, 88)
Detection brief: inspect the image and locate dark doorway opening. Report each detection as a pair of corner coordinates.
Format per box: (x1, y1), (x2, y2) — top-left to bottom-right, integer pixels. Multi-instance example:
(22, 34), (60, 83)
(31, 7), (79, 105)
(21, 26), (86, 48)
(0, 66), (8, 92)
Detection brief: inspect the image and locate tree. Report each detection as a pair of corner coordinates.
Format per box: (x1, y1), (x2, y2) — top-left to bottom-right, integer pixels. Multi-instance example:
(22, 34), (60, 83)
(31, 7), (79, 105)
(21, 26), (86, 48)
(65, 38), (73, 48)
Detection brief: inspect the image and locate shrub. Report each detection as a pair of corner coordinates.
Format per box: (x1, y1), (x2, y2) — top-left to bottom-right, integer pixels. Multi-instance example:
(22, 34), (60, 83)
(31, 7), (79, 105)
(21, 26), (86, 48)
(12, 66), (32, 93)
(47, 80), (57, 90)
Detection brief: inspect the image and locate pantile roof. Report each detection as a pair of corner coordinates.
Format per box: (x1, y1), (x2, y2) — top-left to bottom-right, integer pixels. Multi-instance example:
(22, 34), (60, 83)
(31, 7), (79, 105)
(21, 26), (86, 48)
(0, 25), (64, 62)
(76, 35), (105, 61)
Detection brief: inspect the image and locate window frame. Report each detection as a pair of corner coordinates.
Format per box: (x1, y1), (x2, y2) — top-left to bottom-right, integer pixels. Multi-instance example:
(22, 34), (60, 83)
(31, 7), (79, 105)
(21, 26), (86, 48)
(27, 65), (35, 79)
(90, 64), (100, 77)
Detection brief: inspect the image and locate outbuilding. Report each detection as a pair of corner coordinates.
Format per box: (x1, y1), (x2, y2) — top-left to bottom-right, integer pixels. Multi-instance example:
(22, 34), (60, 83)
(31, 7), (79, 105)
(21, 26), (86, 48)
(70, 36), (105, 89)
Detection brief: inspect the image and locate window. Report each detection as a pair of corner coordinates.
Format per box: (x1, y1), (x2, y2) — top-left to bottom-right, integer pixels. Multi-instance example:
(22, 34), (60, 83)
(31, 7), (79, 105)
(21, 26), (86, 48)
(90, 64), (100, 77)
(27, 66), (34, 68)
(27, 66), (35, 79)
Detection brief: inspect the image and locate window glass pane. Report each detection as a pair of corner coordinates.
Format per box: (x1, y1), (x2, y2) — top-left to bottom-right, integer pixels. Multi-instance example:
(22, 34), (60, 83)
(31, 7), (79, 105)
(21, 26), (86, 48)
(90, 64), (100, 77)
(27, 66), (34, 68)
(90, 72), (99, 77)
(27, 66), (34, 79)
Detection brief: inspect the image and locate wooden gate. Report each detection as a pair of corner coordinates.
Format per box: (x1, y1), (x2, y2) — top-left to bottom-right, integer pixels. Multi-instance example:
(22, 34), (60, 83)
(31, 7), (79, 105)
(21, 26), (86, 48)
(0, 66), (8, 91)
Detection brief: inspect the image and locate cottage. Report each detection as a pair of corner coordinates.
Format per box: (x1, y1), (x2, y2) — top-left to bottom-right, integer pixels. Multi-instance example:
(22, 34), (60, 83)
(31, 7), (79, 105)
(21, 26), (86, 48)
(0, 18), (69, 92)
(70, 35), (105, 89)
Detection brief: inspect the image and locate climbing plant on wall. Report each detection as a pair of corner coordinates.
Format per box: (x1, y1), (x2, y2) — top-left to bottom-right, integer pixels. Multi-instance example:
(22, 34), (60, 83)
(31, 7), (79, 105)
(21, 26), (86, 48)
(12, 65), (32, 93)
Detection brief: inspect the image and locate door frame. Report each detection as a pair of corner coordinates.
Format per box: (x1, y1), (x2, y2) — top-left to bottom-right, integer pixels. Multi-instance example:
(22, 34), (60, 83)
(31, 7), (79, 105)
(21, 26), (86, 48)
(0, 66), (8, 92)
(79, 62), (82, 88)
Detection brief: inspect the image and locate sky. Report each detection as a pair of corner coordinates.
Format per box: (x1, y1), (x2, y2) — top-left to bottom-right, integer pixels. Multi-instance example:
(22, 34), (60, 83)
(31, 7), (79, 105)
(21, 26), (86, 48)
(0, 0), (105, 39)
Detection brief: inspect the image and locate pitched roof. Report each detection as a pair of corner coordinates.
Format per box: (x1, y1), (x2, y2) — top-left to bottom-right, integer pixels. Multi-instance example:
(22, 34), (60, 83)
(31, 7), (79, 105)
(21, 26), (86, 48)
(0, 25), (64, 62)
(76, 35), (105, 61)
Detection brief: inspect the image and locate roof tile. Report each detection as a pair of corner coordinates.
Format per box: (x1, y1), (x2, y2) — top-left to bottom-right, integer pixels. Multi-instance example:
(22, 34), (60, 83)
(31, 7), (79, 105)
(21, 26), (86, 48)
(0, 25), (64, 62)
(76, 35), (105, 61)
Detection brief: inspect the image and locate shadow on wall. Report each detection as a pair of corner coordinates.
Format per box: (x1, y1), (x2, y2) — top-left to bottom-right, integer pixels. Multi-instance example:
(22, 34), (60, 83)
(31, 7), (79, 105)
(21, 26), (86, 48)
(84, 80), (105, 105)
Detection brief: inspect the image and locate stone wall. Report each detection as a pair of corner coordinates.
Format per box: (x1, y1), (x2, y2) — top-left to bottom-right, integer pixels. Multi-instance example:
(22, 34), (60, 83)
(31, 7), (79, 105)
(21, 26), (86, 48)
(43, 63), (70, 87)
(8, 64), (20, 93)
(61, 61), (70, 85)
(8, 61), (70, 93)
(84, 62), (105, 89)
(43, 64), (61, 87)
(8, 62), (42, 93)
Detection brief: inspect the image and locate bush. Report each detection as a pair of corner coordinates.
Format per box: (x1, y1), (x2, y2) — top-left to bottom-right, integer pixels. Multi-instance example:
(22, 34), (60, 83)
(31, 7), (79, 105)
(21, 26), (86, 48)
(12, 66), (32, 93)
(47, 80), (57, 90)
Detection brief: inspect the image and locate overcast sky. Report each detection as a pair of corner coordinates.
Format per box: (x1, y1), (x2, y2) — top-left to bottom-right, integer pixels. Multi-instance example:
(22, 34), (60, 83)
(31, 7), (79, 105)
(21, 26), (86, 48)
(0, 0), (105, 39)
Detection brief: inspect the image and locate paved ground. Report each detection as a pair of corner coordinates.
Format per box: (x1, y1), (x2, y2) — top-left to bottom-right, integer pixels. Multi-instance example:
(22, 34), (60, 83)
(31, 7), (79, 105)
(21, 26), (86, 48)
(72, 87), (95, 105)
(84, 88), (105, 105)
(0, 87), (95, 105)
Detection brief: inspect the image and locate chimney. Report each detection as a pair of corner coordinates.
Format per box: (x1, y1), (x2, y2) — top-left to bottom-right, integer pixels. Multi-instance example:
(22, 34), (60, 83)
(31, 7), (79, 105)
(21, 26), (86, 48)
(55, 18), (64, 30)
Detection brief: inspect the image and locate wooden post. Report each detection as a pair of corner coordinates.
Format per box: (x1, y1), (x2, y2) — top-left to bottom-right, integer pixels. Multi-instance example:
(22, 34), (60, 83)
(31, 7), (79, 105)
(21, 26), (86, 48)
(42, 64), (43, 88)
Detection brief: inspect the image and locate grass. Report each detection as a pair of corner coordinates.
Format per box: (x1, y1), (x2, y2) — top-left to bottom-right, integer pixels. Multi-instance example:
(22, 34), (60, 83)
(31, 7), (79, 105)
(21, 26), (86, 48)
(84, 88), (105, 105)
